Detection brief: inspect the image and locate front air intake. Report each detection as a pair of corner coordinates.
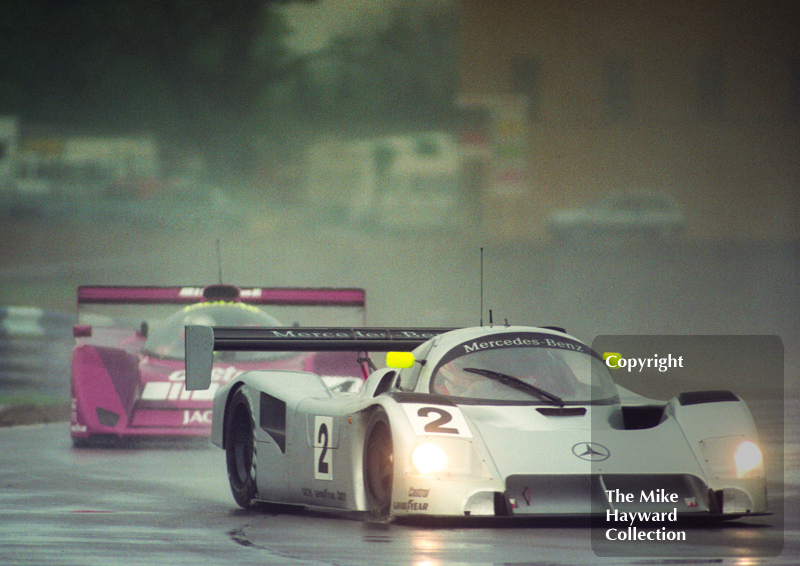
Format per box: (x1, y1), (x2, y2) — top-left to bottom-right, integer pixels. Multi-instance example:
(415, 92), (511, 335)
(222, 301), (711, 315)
(96, 407), (120, 427)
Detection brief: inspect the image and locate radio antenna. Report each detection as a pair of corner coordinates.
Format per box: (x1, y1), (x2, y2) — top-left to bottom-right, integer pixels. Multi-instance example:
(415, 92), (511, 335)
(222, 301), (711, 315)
(216, 239), (223, 284)
(480, 247), (484, 326)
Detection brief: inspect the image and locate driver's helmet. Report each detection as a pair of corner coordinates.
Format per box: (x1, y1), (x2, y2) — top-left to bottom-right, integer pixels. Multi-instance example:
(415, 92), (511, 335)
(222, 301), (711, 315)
(433, 355), (483, 396)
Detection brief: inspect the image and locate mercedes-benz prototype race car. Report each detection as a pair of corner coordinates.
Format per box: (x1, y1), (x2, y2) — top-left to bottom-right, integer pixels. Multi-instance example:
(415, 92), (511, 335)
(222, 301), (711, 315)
(70, 284), (365, 446)
(184, 324), (767, 520)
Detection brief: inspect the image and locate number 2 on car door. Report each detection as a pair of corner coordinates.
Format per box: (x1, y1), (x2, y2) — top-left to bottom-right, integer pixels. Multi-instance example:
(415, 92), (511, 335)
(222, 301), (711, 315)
(314, 416), (333, 480)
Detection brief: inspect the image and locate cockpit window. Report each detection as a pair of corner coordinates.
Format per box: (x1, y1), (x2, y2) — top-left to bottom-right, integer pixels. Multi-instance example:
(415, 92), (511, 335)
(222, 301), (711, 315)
(429, 332), (617, 404)
(142, 302), (284, 361)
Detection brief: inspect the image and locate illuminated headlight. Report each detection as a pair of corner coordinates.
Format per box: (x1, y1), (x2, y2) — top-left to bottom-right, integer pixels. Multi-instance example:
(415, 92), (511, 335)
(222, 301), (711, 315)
(700, 436), (764, 479)
(412, 443), (448, 474)
(734, 440), (764, 479)
(409, 438), (491, 480)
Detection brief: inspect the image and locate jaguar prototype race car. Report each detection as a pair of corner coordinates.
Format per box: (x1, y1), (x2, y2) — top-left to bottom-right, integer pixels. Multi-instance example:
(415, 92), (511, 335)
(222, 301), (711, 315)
(70, 284), (365, 446)
(184, 324), (768, 520)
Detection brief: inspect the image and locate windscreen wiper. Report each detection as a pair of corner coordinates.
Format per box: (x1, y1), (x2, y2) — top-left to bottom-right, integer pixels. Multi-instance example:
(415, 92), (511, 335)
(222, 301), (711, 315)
(464, 367), (565, 406)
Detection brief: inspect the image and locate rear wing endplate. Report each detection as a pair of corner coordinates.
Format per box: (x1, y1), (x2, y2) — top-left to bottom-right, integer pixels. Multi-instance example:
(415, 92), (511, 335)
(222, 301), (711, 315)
(184, 325), (454, 390)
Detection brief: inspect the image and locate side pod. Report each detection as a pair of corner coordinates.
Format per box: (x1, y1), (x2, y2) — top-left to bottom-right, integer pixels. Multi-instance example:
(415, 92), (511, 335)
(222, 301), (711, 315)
(185, 325), (214, 390)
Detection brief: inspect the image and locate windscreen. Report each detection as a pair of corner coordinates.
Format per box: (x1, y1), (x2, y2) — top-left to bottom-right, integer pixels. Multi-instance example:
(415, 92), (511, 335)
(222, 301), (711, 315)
(429, 332), (618, 404)
(142, 302), (284, 361)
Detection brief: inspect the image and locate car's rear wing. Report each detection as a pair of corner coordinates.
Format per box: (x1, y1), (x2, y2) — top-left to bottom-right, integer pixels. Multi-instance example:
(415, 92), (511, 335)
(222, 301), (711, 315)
(77, 285), (366, 307)
(184, 325), (454, 390)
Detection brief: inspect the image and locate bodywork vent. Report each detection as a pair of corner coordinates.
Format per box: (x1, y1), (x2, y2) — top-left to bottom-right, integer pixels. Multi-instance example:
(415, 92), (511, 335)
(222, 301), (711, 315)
(504, 474), (712, 516)
(96, 407), (120, 427)
(259, 393), (286, 452)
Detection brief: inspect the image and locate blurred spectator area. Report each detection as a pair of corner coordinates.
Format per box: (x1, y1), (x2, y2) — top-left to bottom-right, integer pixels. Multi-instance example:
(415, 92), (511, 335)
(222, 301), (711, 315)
(12, 127), (162, 199)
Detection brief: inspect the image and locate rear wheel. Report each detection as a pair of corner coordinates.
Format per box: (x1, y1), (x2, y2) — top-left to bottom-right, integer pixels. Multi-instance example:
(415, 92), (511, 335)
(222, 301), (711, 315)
(363, 408), (393, 519)
(226, 389), (258, 508)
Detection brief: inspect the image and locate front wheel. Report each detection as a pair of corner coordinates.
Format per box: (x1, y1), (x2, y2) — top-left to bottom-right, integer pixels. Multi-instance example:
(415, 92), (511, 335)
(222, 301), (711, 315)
(226, 389), (258, 509)
(363, 408), (394, 520)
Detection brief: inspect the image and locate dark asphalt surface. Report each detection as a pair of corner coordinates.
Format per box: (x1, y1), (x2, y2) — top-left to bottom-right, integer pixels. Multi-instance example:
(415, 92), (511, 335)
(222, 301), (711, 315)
(0, 399), (796, 565)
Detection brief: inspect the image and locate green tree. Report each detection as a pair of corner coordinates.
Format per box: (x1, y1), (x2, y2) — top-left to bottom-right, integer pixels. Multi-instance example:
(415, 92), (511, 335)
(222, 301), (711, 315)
(0, 0), (313, 172)
(286, 1), (459, 135)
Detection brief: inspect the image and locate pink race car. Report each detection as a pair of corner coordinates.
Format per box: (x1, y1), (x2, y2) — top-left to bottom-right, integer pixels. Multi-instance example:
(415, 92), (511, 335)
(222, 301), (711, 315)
(70, 284), (365, 446)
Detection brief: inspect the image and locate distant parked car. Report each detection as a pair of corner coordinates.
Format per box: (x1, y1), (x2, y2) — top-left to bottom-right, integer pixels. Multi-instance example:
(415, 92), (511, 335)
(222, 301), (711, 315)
(548, 191), (686, 240)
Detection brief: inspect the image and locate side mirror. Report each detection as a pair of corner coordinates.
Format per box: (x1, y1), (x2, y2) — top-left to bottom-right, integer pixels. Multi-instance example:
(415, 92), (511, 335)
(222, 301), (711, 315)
(386, 351), (415, 368)
(73, 324), (92, 338)
(139, 321), (149, 338)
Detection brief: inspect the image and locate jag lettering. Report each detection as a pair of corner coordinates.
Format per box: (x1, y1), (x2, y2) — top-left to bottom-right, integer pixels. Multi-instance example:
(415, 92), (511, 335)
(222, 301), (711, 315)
(183, 410), (212, 425)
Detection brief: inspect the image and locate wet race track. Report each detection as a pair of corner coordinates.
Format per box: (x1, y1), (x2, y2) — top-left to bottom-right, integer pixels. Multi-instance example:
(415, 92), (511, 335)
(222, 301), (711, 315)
(0, 400), (797, 566)
(1, 221), (798, 565)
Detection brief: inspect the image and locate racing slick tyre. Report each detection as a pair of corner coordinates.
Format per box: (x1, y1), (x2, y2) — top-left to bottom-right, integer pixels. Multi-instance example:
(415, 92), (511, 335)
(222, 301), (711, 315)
(363, 408), (393, 520)
(226, 388), (258, 509)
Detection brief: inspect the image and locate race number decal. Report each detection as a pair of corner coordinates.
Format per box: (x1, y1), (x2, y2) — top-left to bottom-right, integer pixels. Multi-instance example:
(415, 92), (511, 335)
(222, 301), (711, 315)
(401, 404), (472, 438)
(314, 416), (333, 481)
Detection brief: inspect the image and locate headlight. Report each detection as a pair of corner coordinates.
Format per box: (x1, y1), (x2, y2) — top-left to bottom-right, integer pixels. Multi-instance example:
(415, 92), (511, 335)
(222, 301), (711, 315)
(408, 438), (491, 480)
(734, 440), (764, 479)
(700, 436), (764, 479)
(412, 443), (448, 474)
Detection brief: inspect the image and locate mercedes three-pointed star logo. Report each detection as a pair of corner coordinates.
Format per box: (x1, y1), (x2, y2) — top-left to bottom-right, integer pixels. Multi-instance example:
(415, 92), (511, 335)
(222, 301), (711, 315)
(572, 442), (611, 461)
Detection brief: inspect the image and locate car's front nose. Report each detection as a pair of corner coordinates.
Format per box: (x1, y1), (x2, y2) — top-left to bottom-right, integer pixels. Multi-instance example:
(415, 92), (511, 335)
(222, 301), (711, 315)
(460, 405), (729, 516)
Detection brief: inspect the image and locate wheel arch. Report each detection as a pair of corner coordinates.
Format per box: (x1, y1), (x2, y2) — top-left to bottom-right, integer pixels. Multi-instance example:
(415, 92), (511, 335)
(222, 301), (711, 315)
(357, 396), (424, 517)
(361, 403), (395, 518)
(218, 381), (249, 450)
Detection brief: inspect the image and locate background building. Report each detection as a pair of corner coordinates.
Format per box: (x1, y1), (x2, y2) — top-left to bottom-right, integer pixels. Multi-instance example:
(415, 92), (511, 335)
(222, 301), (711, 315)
(457, 0), (800, 240)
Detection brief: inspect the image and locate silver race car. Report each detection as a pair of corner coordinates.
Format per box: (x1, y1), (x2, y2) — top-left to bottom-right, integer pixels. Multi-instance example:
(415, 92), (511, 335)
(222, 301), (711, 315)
(184, 324), (767, 520)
